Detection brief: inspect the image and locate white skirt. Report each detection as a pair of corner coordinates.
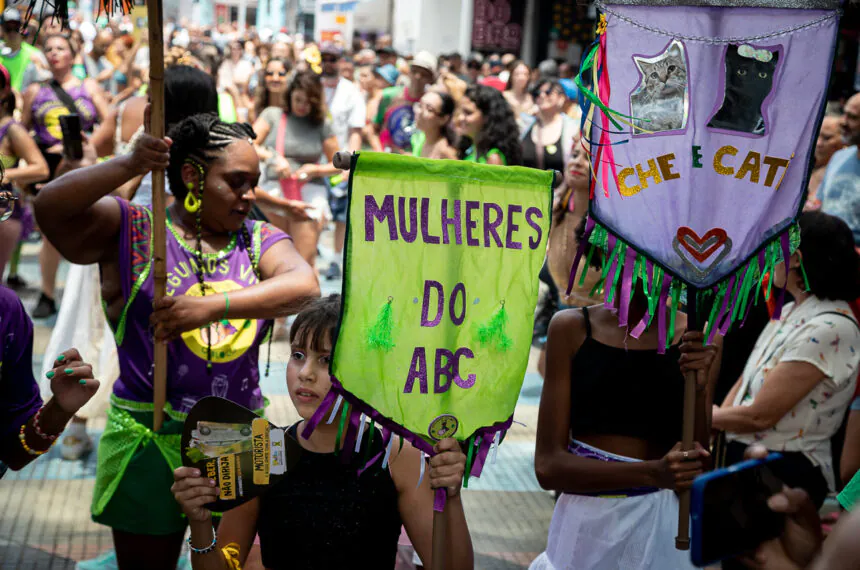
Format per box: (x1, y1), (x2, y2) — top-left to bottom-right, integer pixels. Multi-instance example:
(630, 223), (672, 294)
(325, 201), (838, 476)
(39, 263), (119, 420)
(530, 445), (696, 570)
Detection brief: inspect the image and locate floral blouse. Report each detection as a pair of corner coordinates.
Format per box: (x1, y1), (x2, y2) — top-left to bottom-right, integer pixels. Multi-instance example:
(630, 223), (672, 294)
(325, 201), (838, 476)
(728, 296), (860, 491)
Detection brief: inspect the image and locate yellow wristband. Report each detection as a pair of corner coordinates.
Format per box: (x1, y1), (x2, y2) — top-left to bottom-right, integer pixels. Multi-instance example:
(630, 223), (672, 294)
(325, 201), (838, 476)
(18, 424), (51, 456)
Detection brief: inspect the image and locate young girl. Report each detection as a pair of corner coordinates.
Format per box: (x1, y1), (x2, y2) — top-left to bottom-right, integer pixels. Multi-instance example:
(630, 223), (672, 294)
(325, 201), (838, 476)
(530, 221), (713, 570)
(172, 295), (475, 569)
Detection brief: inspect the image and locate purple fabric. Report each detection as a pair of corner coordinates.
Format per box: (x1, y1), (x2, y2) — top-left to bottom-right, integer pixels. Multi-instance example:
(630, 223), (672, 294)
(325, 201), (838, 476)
(110, 198), (290, 413)
(567, 216), (596, 295)
(31, 84), (98, 146)
(301, 390), (337, 439)
(618, 247), (637, 327)
(340, 408), (362, 464)
(0, 285), (43, 457)
(434, 488), (447, 513)
(593, 5), (838, 289)
(325, 376), (512, 480)
(567, 441), (659, 497)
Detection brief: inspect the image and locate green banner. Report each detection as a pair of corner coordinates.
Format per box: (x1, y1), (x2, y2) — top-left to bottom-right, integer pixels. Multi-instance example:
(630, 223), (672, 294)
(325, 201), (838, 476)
(333, 152), (553, 444)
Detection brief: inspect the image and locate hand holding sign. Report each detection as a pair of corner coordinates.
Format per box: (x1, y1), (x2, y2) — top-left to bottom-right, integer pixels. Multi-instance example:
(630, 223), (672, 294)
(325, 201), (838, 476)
(179, 397), (303, 512)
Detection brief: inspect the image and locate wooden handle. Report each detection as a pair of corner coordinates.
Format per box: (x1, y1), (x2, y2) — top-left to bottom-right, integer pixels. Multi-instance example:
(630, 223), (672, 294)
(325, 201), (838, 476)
(676, 287), (699, 550)
(675, 369), (697, 550)
(147, 0), (167, 433)
(431, 504), (447, 570)
(333, 151), (352, 170)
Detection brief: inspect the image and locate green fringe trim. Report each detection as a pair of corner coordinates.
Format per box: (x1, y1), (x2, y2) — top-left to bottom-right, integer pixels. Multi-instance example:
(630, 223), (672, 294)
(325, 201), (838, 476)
(367, 297), (396, 351)
(334, 405), (349, 457)
(474, 302), (513, 352)
(463, 435), (475, 489)
(576, 220), (801, 344)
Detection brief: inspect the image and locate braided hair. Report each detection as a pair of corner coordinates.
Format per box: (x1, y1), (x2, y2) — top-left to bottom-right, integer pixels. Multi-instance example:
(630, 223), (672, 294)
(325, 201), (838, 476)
(166, 114), (274, 375)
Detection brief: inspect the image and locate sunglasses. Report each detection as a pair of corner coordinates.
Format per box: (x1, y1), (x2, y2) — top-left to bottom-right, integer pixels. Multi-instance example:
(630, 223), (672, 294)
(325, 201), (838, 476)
(534, 88), (563, 99)
(0, 191), (19, 223)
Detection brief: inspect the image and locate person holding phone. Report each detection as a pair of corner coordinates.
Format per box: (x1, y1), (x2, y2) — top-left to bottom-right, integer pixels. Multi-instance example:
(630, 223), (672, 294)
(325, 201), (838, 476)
(21, 33), (109, 319)
(530, 220), (715, 570)
(684, 211), (860, 512)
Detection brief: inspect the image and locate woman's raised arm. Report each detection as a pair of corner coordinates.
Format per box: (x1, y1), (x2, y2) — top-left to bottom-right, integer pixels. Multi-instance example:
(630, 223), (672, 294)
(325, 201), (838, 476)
(34, 131), (170, 265)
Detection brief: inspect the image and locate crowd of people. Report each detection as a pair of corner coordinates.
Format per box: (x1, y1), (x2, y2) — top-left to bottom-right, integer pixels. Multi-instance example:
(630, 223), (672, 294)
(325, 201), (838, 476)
(0, 5), (859, 570)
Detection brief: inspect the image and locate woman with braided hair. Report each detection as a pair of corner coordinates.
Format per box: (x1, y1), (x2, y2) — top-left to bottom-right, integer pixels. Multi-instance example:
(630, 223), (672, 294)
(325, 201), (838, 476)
(33, 111), (319, 568)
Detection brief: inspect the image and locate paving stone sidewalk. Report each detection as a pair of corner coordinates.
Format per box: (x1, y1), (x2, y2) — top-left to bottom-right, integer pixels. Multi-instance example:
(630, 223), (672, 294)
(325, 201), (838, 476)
(0, 245), (554, 569)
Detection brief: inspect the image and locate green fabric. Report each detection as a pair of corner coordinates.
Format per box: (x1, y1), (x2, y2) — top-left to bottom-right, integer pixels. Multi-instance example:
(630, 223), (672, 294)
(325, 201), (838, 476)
(91, 404), (185, 535)
(72, 63), (87, 80)
(411, 131), (425, 158)
(1, 43), (40, 92)
(463, 147), (507, 165)
(218, 92), (238, 123)
(838, 470), (860, 511)
(335, 152), (552, 444)
(374, 86), (404, 126)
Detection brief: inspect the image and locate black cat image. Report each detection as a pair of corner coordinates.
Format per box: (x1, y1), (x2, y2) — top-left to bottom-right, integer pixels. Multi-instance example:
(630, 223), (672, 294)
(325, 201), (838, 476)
(707, 44), (779, 136)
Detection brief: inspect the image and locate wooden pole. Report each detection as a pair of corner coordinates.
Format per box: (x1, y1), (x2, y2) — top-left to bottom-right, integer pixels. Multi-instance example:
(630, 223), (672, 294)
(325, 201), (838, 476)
(676, 287), (699, 550)
(431, 498), (447, 570)
(146, 0), (167, 432)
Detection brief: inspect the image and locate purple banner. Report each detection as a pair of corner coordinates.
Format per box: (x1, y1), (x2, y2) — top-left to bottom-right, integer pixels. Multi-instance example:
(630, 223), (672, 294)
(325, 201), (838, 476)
(591, 3), (840, 288)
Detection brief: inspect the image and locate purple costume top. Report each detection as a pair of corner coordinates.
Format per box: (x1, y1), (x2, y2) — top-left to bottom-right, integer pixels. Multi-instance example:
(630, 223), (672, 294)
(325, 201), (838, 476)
(31, 83), (97, 147)
(110, 198), (289, 414)
(0, 285), (42, 460)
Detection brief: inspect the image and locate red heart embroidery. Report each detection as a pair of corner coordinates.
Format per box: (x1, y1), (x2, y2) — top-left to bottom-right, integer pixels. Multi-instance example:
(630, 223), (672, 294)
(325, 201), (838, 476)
(677, 227), (728, 263)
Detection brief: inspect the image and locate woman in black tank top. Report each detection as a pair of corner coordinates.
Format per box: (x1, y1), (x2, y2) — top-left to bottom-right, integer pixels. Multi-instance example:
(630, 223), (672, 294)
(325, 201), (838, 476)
(171, 296), (474, 570)
(530, 220), (718, 569)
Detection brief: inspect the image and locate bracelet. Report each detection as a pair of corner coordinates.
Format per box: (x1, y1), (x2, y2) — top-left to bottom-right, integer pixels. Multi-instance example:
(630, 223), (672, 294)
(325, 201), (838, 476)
(32, 406), (59, 442)
(187, 527), (217, 555)
(19, 424), (51, 456)
(221, 292), (230, 326)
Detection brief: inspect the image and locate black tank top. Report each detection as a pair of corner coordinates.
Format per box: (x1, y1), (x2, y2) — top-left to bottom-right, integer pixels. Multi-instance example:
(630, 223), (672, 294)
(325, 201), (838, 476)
(522, 129), (565, 172)
(257, 424), (403, 569)
(569, 307), (685, 449)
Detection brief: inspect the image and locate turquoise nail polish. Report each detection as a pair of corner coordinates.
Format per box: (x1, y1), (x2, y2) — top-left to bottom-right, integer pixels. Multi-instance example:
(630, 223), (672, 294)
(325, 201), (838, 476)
(46, 370), (55, 379)
(79, 379), (87, 385)
(64, 368), (74, 375)
(57, 355), (65, 362)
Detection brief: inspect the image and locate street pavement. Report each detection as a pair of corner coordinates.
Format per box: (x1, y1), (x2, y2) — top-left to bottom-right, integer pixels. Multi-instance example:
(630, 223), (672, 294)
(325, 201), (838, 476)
(0, 240), (555, 569)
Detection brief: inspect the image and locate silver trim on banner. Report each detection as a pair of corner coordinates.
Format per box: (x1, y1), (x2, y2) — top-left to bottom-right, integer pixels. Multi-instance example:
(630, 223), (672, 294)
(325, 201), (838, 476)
(604, 0), (840, 9)
(597, 1), (841, 43)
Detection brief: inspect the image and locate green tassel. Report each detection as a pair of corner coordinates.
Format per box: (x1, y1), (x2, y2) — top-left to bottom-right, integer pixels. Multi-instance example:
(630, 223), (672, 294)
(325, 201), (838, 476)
(733, 264), (755, 324)
(606, 242), (626, 306)
(799, 259), (811, 291)
(335, 404), (348, 456)
(367, 297), (396, 351)
(668, 281), (682, 352)
(463, 435), (475, 489)
(705, 282), (727, 341)
(474, 302), (513, 352)
(578, 243), (597, 287)
(647, 264), (664, 329)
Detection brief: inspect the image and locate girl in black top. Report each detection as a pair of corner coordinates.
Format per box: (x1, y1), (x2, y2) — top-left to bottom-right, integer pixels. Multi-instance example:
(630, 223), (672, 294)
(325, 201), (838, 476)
(172, 295), (474, 570)
(530, 222), (716, 569)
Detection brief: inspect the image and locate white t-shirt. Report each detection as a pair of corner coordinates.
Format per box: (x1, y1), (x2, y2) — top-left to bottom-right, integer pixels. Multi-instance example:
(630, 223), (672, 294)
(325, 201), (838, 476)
(324, 77), (366, 151)
(728, 296), (860, 490)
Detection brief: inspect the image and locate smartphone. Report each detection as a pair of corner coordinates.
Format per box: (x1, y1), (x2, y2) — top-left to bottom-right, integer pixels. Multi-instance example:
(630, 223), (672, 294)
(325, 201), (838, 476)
(59, 114), (84, 160)
(691, 453), (785, 567)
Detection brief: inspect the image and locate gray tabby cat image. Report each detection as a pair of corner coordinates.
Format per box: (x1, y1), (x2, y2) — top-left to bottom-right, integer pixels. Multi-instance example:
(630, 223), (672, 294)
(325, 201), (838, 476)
(630, 40), (688, 134)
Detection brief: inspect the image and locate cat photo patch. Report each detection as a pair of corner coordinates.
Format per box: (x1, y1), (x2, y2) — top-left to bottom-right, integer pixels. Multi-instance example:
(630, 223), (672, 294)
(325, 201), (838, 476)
(428, 415), (459, 441)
